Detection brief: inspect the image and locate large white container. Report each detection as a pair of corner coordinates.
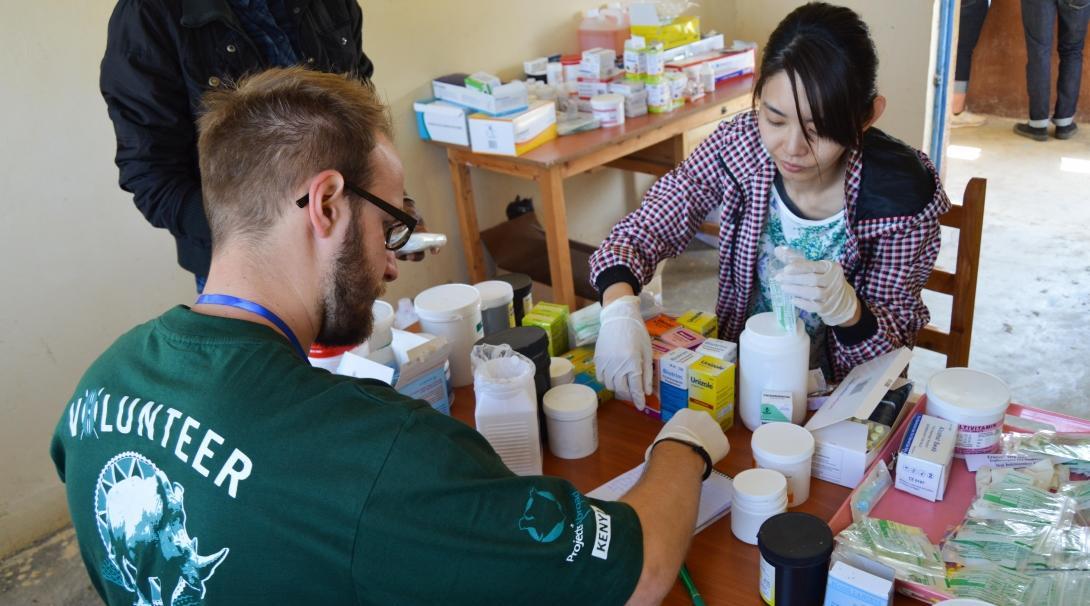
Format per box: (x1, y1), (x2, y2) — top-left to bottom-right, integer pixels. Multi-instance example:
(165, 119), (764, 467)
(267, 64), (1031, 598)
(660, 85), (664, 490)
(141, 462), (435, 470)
(926, 368), (1010, 458)
(731, 468), (788, 545)
(414, 284), (483, 387)
(739, 312), (810, 430)
(543, 384), (599, 459)
(474, 356), (542, 475)
(751, 422), (816, 507)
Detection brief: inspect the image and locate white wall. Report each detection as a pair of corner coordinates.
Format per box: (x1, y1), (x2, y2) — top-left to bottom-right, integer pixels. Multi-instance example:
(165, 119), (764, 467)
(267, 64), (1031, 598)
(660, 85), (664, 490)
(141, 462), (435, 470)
(724, 0), (940, 150)
(0, 3), (198, 558)
(0, 0), (938, 557)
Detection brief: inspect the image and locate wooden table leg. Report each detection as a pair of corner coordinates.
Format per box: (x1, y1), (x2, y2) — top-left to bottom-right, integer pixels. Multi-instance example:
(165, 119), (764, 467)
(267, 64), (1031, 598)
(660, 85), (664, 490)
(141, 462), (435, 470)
(537, 167), (577, 310)
(447, 150), (487, 283)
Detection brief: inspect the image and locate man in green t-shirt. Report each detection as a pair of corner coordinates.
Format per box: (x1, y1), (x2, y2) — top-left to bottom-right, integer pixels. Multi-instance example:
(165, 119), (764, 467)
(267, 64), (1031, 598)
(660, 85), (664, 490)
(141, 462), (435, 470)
(51, 67), (728, 605)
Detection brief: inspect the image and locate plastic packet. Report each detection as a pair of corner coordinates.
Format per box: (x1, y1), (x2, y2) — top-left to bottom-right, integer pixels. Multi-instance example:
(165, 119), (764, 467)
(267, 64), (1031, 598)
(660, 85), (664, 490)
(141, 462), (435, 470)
(1036, 524), (1090, 570)
(1026, 570), (1090, 606)
(851, 460), (892, 523)
(946, 567), (1043, 606)
(769, 256), (797, 333)
(1057, 480), (1090, 524)
(566, 302), (602, 348)
(834, 518), (947, 589)
(969, 485), (1076, 526)
(1002, 431), (1090, 464)
(942, 518), (1051, 570)
(976, 459), (1070, 496)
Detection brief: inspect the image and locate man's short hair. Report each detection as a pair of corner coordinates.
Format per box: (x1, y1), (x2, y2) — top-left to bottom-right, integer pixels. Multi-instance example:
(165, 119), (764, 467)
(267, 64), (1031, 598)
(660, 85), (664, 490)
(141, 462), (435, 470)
(197, 67), (392, 246)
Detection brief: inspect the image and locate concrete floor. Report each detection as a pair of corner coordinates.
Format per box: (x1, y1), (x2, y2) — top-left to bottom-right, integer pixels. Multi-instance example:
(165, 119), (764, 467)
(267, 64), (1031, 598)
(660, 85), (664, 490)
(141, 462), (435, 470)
(665, 116), (1090, 420)
(3, 117), (1088, 606)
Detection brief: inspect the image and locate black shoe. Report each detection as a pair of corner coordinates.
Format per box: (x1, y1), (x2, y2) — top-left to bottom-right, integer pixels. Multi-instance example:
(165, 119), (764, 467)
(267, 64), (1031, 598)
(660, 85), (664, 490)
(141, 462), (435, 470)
(1014, 122), (1049, 141)
(1054, 123), (1078, 140)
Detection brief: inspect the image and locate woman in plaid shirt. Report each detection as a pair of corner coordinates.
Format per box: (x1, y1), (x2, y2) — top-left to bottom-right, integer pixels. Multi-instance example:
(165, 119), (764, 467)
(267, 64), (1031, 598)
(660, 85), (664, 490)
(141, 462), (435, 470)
(591, 2), (950, 409)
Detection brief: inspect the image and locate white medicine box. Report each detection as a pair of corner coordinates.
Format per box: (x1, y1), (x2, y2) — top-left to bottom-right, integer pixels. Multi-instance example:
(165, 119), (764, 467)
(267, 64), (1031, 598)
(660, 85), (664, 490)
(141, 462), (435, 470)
(894, 413), (956, 502)
(804, 348), (913, 488)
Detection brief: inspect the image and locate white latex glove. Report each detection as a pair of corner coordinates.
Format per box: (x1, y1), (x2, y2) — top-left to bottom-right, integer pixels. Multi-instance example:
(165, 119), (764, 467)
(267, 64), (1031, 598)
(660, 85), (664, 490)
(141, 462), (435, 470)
(644, 409), (730, 476)
(595, 295), (653, 410)
(774, 246), (859, 327)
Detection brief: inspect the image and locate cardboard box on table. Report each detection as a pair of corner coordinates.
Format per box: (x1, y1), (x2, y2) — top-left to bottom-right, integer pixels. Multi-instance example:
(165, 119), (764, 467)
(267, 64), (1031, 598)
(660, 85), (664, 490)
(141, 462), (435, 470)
(804, 347), (913, 488)
(336, 329), (452, 415)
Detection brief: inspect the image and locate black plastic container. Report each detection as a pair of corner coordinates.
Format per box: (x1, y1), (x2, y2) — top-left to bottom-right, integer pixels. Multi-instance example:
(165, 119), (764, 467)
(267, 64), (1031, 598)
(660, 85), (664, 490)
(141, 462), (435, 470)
(475, 326), (550, 437)
(757, 512), (834, 606)
(495, 273), (533, 326)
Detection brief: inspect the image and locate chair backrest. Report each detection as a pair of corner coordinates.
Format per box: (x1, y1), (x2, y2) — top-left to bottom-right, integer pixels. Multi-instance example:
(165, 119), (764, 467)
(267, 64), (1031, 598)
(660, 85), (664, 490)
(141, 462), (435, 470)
(915, 177), (987, 367)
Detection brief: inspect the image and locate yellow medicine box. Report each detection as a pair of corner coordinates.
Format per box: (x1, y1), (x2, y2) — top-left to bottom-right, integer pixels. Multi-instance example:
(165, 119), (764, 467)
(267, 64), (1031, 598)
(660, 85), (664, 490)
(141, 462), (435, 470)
(687, 355), (736, 430)
(522, 302), (570, 356)
(678, 310), (717, 337)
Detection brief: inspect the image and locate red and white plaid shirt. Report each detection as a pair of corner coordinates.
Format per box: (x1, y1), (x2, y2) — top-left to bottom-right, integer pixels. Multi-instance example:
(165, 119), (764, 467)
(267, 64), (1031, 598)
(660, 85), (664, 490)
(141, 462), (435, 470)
(590, 110), (950, 381)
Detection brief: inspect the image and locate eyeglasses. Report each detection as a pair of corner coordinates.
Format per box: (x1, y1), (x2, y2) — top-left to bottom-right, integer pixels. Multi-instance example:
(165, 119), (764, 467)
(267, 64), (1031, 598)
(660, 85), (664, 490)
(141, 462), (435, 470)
(295, 183), (417, 250)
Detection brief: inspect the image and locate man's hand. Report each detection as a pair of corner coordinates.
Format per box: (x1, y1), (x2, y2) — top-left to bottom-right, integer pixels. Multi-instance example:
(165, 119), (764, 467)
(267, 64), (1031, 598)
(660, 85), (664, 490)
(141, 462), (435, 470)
(395, 194), (440, 262)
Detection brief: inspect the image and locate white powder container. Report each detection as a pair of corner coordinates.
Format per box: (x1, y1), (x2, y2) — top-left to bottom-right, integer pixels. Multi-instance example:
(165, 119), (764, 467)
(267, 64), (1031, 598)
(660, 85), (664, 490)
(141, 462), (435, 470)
(751, 422), (816, 507)
(731, 468), (788, 545)
(543, 384), (599, 459)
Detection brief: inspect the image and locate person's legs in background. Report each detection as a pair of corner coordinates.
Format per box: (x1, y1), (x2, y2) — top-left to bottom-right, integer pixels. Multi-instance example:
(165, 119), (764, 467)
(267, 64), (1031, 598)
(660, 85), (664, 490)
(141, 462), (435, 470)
(1016, 0), (1058, 141)
(1052, 0), (1090, 139)
(952, 0), (991, 127)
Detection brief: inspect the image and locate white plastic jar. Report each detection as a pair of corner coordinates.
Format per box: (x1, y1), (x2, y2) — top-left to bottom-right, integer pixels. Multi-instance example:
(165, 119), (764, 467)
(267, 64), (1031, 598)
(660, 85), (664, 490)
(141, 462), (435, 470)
(542, 384), (599, 459)
(549, 357), (575, 387)
(926, 368), (1010, 458)
(414, 284), (483, 387)
(590, 93), (625, 127)
(475, 355), (542, 475)
(731, 468), (788, 545)
(751, 422), (816, 507)
(739, 312), (810, 430)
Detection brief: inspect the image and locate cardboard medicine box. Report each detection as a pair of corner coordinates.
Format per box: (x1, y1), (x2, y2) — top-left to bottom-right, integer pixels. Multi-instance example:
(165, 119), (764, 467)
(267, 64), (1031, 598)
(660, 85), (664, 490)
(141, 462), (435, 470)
(894, 413), (956, 502)
(694, 338), (736, 363)
(804, 348), (913, 488)
(659, 348), (701, 422)
(468, 101), (557, 157)
(687, 356), (736, 430)
(521, 301), (569, 356)
(678, 310), (717, 337)
(645, 314), (679, 339)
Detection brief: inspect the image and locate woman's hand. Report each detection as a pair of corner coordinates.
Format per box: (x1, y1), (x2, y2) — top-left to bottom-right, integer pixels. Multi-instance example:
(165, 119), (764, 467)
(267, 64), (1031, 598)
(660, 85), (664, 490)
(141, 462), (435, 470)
(594, 295), (653, 410)
(774, 246), (860, 327)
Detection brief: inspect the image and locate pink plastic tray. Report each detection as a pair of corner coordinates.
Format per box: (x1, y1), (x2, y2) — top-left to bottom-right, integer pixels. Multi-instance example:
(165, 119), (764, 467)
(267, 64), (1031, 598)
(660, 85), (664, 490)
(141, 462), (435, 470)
(829, 397), (1090, 603)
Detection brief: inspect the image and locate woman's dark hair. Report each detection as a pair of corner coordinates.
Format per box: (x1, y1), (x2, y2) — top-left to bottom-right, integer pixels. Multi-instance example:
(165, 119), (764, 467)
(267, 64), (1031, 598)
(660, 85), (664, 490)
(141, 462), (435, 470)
(753, 2), (878, 149)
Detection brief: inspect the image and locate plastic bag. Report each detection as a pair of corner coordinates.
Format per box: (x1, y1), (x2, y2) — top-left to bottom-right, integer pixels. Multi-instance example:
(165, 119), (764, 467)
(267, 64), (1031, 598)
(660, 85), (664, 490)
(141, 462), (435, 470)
(968, 485), (1077, 526)
(1026, 570), (1090, 606)
(1003, 431), (1090, 465)
(568, 302), (601, 348)
(946, 567), (1043, 606)
(942, 518), (1051, 570)
(834, 518), (947, 590)
(976, 459), (1071, 496)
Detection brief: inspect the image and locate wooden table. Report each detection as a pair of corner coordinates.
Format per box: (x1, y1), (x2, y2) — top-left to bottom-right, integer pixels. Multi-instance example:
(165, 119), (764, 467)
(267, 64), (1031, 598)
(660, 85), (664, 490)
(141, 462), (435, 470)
(431, 77), (754, 310)
(450, 386), (917, 605)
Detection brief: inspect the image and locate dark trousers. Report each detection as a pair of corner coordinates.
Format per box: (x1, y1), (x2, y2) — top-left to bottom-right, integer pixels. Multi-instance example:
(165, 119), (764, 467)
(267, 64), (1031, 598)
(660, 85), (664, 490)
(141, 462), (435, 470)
(1021, 0), (1090, 121)
(956, 0), (992, 83)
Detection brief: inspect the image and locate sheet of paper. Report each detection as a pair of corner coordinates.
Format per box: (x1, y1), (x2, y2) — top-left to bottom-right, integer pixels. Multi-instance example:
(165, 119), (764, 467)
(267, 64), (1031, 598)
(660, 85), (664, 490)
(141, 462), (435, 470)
(587, 463), (733, 534)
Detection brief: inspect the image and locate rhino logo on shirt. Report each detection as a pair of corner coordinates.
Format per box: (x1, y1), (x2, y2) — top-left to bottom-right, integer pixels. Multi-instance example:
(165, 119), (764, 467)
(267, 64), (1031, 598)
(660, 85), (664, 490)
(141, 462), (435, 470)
(95, 452), (228, 606)
(517, 487), (566, 543)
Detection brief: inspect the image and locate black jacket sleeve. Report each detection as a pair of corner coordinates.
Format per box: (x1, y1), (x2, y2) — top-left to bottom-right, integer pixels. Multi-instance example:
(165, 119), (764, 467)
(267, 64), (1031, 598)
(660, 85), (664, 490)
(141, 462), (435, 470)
(347, 0), (374, 82)
(100, 0), (211, 243)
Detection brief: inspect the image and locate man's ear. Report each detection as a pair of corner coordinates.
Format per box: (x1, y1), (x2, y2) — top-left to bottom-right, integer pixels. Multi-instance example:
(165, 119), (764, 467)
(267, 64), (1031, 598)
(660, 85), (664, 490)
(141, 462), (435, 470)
(865, 95), (887, 130)
(304, 170), (348, 239)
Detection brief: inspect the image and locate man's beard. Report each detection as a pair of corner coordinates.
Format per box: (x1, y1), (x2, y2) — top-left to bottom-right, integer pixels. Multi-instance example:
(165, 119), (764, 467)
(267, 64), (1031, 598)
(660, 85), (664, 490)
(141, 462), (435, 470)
(315, 213), (385, 347)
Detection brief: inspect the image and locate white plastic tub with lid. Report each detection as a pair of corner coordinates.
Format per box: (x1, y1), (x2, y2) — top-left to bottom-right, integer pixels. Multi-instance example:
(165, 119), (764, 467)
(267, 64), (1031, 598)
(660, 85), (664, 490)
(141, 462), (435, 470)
(926, 368), (1010, 458)
(414, 284), (483, 387)
(739, 312), (810, 430)
(751, 422), (816, 507)
(590, 93), (625, 127)
(731, 468), (788, 545)
(543, 384), (599, 459)
(549, 357), (575, 387)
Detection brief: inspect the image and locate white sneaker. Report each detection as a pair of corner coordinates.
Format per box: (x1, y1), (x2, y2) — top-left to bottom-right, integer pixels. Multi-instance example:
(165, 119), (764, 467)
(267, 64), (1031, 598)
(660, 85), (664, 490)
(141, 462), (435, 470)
(951, 110), (987, 128)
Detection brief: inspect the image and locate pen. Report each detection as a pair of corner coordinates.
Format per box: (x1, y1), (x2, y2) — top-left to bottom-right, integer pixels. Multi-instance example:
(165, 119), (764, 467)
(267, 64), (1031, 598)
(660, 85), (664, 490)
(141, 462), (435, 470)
(679, 563), (706, 606)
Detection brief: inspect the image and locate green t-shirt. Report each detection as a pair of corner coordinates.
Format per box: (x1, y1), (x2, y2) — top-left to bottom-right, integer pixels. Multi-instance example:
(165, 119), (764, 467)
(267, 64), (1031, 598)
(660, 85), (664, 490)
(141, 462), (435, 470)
(51, 306), (642, 605)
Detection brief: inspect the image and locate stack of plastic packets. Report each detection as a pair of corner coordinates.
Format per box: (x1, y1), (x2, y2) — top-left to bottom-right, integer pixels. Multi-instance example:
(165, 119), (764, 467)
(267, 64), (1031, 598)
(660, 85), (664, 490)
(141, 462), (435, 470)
(769, 256), (797, 334)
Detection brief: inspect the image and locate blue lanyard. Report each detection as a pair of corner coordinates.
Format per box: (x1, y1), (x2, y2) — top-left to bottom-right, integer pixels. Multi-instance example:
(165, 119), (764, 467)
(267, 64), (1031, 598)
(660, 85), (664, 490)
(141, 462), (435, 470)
(196, 294), (309, 361)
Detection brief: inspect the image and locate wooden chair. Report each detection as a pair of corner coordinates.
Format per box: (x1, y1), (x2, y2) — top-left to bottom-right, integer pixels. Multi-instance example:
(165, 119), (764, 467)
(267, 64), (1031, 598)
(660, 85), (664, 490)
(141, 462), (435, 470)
(915, 177), (987, 367)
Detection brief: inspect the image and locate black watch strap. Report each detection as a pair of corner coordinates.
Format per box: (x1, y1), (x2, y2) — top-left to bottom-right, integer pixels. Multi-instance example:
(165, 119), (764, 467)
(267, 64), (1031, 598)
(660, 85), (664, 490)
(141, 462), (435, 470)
(653, 437), (713, 481)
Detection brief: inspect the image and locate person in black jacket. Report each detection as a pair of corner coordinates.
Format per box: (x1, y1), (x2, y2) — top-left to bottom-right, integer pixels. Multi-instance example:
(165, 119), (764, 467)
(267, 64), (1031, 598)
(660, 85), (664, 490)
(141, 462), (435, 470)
(101, 0), (378, 289)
